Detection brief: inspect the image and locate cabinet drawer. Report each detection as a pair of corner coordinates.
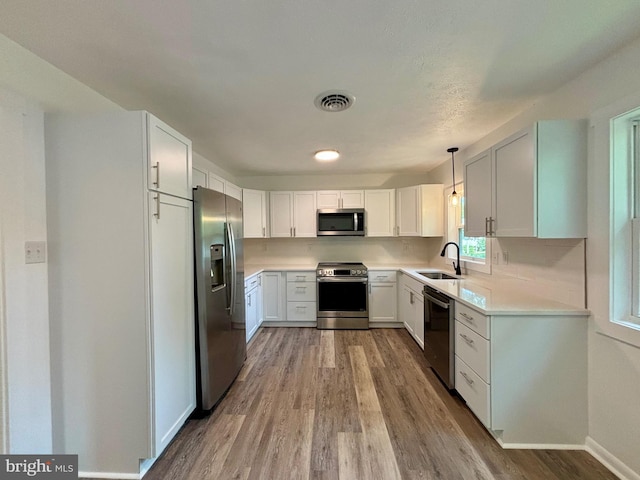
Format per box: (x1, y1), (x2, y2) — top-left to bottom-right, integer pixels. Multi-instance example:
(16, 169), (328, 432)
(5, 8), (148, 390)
(369, 271), (397, 283)
(455, 321), (490, 383)
(455, 302), (489, 339)
(286, 271), (316, 283)
(455, 355), (491, 428)
(287, 302), (316, 321)
(245, 275), (259, 291)
(401, 274), (424, 294)
(286, 282), (316, 301)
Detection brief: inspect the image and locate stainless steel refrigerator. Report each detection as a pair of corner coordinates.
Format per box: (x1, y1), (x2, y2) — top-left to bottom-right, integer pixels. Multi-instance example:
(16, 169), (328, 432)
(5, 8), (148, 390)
(193, 186), (245, 412)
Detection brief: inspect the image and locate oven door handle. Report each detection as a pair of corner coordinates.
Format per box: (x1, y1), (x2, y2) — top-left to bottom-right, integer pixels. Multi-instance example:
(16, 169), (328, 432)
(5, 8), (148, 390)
(423, 292), (450, 309)
(317, 277), (368, 283)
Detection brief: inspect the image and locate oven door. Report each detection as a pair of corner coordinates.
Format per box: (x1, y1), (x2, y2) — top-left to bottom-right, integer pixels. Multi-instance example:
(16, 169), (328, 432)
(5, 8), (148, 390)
(317, 277), (368, 317)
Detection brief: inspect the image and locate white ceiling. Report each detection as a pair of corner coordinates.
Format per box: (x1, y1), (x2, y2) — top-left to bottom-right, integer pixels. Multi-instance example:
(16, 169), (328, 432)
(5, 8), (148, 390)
(2, 1), (640, 176)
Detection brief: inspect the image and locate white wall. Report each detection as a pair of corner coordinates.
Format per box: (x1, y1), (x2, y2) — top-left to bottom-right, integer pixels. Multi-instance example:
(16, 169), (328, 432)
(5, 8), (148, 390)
(428, 35), (640, 477)
(0, 87), (52, 453)
(0, 33), (121, 456)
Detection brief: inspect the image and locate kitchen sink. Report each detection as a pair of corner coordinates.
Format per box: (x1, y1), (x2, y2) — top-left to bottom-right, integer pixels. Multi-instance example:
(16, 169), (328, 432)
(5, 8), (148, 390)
(417, 271), (460, 280)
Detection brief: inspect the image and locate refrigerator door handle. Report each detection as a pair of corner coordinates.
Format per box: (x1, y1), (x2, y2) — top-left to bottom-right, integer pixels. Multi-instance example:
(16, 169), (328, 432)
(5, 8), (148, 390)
(228, 222), (237, 316)
(224, 223), (233, 314)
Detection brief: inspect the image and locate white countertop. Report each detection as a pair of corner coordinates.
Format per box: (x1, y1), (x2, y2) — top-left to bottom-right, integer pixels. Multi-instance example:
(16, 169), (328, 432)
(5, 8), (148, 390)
(243, 264), (589, 316)
(400, 268), (588, 316)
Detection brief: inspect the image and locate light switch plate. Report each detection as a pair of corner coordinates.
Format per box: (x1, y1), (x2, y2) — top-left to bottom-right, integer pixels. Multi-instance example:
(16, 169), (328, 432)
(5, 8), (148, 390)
(25, 241), (46, 264)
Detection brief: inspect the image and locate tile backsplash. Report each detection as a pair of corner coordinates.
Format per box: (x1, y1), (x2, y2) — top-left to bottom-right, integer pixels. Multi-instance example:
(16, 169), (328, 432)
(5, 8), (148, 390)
(430, 237), (586, 308)
(244, 237), (432, 267)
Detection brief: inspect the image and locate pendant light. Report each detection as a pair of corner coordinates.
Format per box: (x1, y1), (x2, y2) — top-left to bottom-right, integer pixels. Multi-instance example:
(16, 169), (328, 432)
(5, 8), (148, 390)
(448, 147), (459, 206)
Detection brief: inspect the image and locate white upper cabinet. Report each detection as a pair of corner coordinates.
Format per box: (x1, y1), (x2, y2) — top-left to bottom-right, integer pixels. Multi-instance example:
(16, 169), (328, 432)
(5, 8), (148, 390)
(317, 190), (365, 209)
(243, 189), (269, 238)
(463, 150), (492, 237)
(396, 185), (444, 237)
(206, 172), (242, 201)
(147, 114), (192, 200)
(293, 191), (317, 237)
(464, 120), (587, 238)
(225, 181), (243, 201)
(192, 166), (207, 189)
(269, 191), (317, 237)
(364, 189), (395, 237)
(207, 172), (225, 193)
(270, 192), (294, 237)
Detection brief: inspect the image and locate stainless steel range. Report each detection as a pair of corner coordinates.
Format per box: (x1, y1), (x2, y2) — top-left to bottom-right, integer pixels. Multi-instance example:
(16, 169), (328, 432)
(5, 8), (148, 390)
(316, 262), (369, 329)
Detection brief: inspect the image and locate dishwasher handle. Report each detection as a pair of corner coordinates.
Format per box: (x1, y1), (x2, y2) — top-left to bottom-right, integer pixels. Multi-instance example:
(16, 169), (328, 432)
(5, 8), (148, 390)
(423, 291), (450, 309)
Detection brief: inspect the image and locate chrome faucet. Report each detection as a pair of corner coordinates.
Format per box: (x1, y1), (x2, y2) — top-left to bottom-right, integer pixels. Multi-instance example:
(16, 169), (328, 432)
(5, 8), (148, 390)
(440, 242), (462, 276)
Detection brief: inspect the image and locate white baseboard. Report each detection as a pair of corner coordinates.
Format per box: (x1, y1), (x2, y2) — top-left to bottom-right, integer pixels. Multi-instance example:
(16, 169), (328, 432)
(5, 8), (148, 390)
(497, 439), (586, 450)
(586, 436), (640, 480)
(79, 472), (140, 479)
(369, 322), (404, 328)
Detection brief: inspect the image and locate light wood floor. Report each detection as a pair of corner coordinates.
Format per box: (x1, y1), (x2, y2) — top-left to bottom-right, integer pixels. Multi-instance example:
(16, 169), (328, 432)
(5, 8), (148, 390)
(143, 328), (616, 480)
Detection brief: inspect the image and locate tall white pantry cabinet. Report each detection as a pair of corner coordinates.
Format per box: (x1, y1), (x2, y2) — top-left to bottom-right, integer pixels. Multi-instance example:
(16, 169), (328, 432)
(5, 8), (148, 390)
(45, 111), (195, 476)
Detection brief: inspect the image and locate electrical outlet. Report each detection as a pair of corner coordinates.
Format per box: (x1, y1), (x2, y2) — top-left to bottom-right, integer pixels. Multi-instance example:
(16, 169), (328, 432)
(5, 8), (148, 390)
(25, 241), (46, 264)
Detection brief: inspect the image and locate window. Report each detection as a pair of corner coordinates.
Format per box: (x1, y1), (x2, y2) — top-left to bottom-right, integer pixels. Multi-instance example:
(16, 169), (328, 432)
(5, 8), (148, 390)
(631, 121), (640, 322)
(446, 188), (491, 274)
(610, 108), (640, 332)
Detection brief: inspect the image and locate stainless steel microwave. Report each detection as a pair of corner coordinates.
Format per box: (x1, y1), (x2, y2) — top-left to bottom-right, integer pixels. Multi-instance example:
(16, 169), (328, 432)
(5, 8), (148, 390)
(317, 209), (365, 236)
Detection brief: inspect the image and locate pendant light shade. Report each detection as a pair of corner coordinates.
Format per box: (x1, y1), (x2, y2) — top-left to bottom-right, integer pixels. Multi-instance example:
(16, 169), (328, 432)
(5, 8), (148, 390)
(448, 147), (459, 206)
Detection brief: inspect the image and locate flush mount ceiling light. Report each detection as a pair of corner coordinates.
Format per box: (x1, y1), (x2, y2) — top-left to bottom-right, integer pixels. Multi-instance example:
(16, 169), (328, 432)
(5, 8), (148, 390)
(314, 91), (355, 112)
(314, 149), (340, 162)
(448, 147), (459, 206)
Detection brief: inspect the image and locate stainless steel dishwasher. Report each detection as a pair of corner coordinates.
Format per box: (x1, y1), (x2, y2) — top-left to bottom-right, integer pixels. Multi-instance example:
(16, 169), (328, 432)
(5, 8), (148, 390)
(423, 285), (455, 389)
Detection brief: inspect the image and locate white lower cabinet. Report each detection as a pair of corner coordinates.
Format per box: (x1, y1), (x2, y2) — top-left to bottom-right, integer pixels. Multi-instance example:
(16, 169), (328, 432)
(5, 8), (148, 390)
(453, 300), (588, 446)
(245, 274), (262, 342)
(368, 271), (398, 324)
(285, 271), (316, 323)
(262, 271), (286, 322)
(398, 273), (425, 348)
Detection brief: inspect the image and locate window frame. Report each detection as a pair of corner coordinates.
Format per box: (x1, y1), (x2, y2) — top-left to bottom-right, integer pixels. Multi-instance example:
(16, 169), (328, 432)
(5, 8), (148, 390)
(595, 99), (640, 347)
(445, 186), (491, 275)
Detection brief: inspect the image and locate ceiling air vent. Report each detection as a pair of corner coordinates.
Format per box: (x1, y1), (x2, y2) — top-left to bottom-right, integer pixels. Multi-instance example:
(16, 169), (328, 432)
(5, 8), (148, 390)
(314, 91), (355, 112)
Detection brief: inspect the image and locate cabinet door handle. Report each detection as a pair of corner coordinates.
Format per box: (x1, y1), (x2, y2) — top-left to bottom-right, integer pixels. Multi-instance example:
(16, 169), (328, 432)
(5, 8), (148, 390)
(263, 226), (266, 237)
(491, 217), (496, 236)
(460, 334), (474, 345)
(460, 371), (474, 386)
(152, 161), (160, 188)
(296, 305), (307, 310)
(485, 217), (489, 236)
(459, 312), (475, 324)
(293, 226), (296, 237)
(248, 295), (252, 307)
(409, 291), (414, 304)
(369, 283), (372, 294)
(153, 194), (160, 219)
(296, 275), (305, 280)
(296, 286), (306, 291)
